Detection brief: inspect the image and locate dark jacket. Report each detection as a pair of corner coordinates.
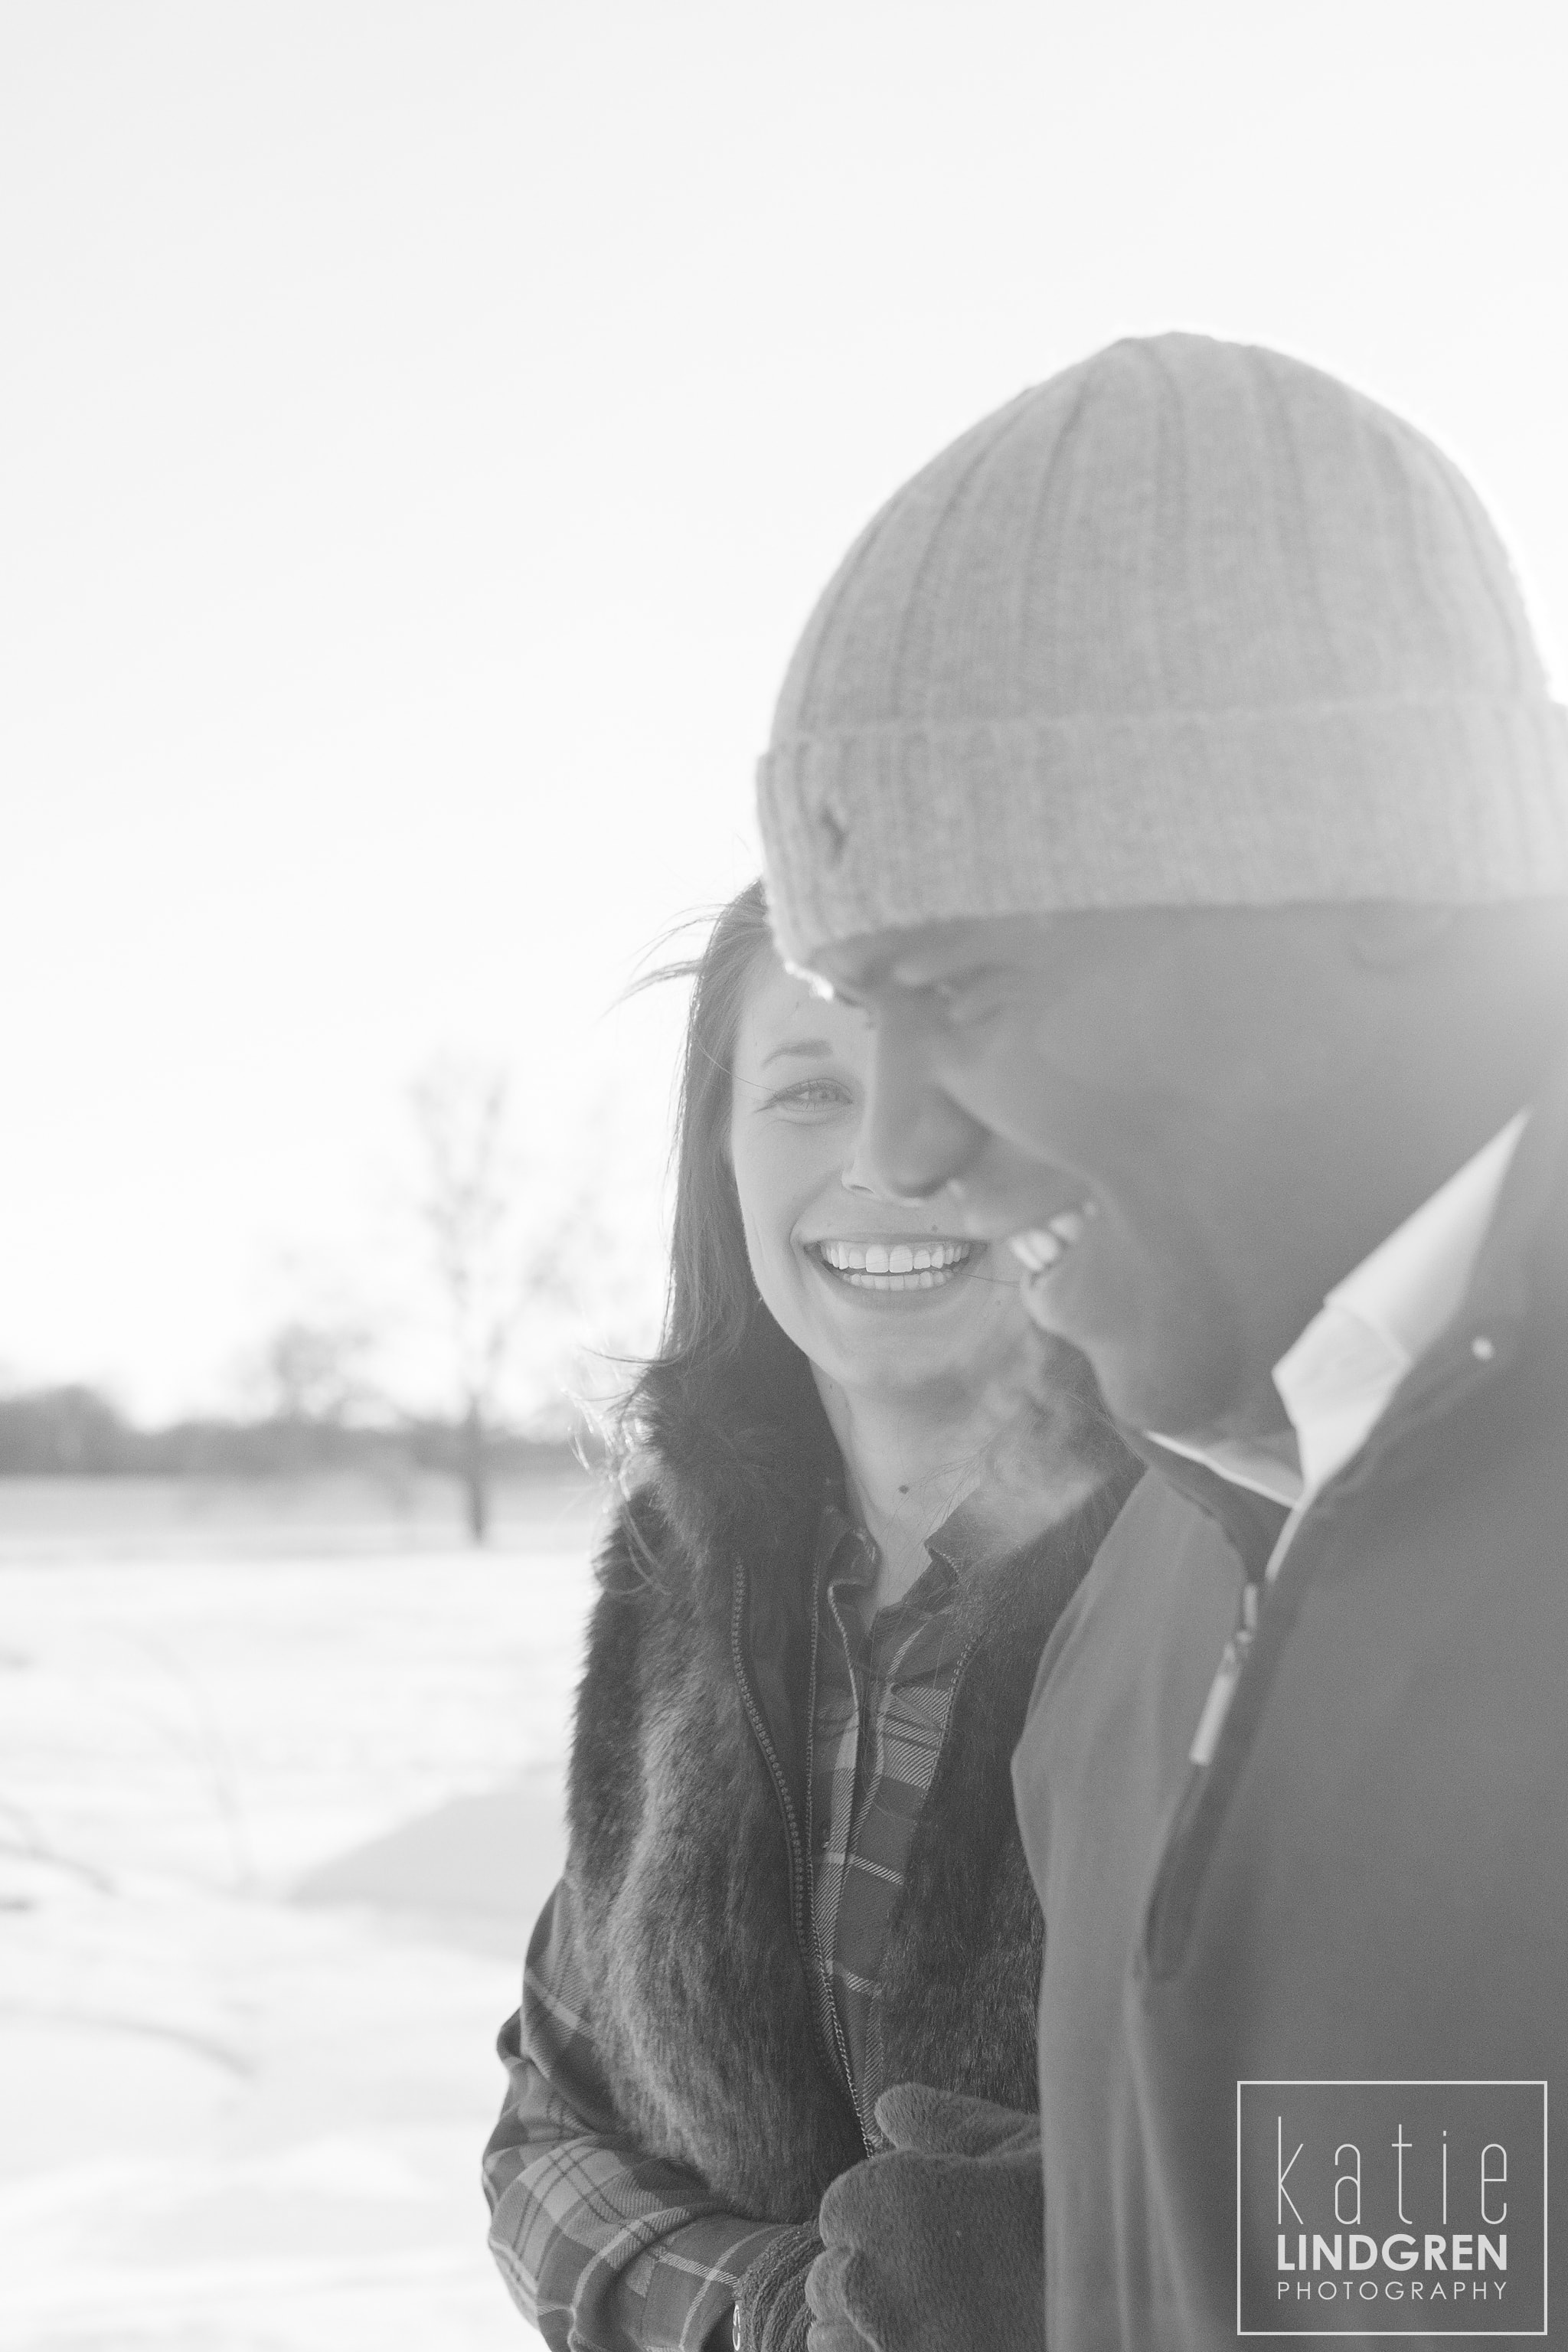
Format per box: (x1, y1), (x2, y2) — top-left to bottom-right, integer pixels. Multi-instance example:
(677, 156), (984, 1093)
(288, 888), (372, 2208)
(571, 1429), (1133, 2224)
(1013, 1065), (1568, 2350)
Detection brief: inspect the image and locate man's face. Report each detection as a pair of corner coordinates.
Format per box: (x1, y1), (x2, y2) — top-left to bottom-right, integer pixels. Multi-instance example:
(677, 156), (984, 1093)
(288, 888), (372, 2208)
(807, 907), (1374, 1439)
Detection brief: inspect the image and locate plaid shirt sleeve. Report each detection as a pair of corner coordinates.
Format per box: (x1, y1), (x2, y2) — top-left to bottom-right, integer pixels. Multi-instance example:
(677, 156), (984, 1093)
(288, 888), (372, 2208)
(484, 1877), (794, 2352)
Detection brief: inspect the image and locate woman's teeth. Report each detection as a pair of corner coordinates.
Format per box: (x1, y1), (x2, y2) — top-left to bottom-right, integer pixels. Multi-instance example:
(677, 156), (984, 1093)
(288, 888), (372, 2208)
(815, 1240), (972, 1292)
(1008, 1204), (1093, 1275)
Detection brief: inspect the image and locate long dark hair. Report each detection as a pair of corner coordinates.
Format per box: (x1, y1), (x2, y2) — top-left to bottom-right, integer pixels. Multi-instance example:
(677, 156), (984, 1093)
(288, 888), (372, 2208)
(619, 879), (837, 1528)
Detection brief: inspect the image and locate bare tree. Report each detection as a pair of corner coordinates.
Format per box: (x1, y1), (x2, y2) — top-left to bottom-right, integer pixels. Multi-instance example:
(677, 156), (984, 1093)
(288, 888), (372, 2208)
(411, 1058), (573, 1543)
(247, 1318), (376, 1426)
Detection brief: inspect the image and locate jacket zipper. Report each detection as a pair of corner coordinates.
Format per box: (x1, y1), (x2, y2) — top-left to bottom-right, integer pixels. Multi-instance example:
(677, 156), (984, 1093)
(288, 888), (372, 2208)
(1187, 1573), (1260, 1766)
(1145, 1337), (1508, 1978)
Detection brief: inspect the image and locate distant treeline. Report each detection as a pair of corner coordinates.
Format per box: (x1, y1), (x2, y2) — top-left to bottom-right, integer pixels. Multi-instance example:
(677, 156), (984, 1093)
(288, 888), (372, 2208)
(0, 1384), (590, 1478)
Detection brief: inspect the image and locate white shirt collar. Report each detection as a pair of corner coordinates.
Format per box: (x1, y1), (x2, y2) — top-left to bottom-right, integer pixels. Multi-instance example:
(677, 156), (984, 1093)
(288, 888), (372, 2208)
(1153, 1111), (1528, 1511)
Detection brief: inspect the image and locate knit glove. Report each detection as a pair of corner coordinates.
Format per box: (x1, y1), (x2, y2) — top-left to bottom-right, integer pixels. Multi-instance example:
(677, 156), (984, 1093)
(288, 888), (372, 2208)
(733, 2221), (823, 2352)
(805, 2085), (1044, 2352)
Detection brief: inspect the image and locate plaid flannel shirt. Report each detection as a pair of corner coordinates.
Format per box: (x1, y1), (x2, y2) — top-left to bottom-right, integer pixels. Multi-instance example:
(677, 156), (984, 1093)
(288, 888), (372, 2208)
(807, 1507), (968, 2145)
(484, 1507), (968, 2352)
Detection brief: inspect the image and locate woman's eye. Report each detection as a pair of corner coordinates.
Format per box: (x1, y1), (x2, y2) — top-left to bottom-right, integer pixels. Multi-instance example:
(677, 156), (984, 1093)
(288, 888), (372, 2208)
(766, 1077), (853, 1114)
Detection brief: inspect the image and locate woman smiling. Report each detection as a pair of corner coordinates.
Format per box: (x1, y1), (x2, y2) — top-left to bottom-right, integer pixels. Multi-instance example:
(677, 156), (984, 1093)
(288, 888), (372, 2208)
(483, 881), (1134, 2352)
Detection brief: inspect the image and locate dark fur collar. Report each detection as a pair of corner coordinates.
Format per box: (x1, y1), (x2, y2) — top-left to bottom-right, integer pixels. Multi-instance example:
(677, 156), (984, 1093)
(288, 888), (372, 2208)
(567, 1428), (1135, 2220)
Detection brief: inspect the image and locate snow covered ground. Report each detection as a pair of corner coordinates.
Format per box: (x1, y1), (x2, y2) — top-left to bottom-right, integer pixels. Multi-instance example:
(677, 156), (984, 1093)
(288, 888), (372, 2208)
(0, 1475), (604, 2350)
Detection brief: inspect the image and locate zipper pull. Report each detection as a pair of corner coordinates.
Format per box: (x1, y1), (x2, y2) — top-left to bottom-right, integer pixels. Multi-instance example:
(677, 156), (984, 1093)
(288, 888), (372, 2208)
(1188, 1578), (1260, 1768)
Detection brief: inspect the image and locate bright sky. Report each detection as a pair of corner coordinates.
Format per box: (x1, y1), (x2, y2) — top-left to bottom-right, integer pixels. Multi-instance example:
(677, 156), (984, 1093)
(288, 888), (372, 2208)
(4, 0), (1566, 1419)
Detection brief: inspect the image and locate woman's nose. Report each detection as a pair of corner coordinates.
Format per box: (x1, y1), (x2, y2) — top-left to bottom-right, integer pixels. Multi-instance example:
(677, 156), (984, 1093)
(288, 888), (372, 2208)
(861, 1091), (986, 1202)
(856, 1011), (987, 1203)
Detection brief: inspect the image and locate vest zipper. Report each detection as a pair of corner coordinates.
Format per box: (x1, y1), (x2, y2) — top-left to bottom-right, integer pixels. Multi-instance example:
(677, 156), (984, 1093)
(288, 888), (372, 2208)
(731, 1554), (991, 2151)
(728, 1563), (853, 2108)
(803, 1573), (873, 2151)
(730, 1566), (809, 1954)
(808, 1610), (988, 2156)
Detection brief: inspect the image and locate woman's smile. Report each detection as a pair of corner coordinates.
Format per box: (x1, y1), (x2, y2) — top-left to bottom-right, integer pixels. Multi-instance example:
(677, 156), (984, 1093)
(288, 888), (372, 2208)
(805, 1236), (975, 1296)
(729, 956), (1030, 1391)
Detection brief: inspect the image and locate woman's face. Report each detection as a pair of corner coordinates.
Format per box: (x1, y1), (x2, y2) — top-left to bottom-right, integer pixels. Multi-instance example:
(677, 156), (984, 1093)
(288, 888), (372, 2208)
(727, 953), (1029, 1405)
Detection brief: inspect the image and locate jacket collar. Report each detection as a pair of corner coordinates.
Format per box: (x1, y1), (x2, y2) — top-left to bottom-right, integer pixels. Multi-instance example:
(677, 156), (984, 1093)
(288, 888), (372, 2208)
(1135, 1032), (1568, 1578)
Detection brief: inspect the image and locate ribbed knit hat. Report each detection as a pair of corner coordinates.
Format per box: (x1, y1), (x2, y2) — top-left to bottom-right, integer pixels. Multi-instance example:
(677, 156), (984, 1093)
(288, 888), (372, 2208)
(757, 333), (1568, 965)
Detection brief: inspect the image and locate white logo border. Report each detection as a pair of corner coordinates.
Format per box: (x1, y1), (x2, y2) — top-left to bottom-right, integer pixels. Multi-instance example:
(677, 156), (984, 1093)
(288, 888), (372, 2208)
(1234, 2078), (1549, 2338)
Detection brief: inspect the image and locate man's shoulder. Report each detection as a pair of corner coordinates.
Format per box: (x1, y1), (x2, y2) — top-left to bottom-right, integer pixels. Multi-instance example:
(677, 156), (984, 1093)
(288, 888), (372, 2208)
(1016, 1469), (1242, 1801)
(1028, 1469), (1240, 1697)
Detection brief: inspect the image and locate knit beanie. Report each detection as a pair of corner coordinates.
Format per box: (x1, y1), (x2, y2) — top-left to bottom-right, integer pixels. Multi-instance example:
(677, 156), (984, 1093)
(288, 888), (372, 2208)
(756, 333), (1568, 965)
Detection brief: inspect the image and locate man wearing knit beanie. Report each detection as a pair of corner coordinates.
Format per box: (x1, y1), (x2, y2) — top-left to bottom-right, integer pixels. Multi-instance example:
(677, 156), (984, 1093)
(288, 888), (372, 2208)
(758, 337), (1568, 2351)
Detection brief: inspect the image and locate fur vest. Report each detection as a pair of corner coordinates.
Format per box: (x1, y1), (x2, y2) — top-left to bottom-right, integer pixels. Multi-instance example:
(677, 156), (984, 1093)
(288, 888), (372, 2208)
(565, 1424), (1133, 2226)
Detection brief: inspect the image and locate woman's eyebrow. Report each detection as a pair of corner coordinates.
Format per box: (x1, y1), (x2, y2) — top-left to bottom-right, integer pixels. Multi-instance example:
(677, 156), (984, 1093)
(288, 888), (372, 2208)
(760, 1038), (833, 1067)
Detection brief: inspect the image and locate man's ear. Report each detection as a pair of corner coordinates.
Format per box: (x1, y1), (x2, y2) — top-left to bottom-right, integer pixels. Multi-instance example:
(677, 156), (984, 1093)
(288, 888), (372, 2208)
(1344, 903), (1459, 973)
